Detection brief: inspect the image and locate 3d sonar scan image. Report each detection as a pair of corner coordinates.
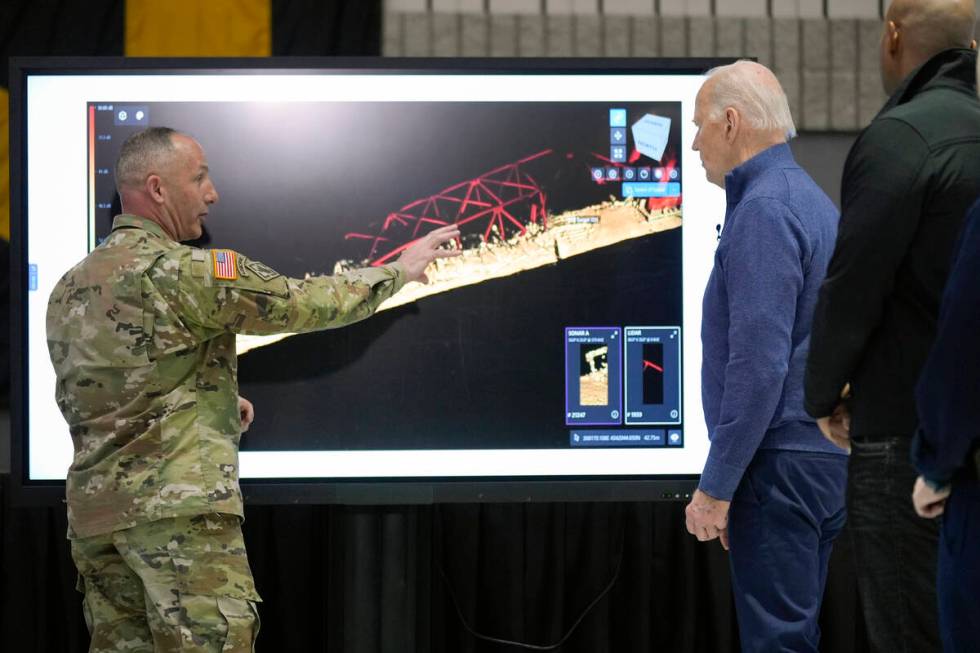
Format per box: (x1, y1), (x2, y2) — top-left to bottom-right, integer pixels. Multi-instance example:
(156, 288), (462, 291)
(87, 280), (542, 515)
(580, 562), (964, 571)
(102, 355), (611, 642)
(87, 100), (685, 451)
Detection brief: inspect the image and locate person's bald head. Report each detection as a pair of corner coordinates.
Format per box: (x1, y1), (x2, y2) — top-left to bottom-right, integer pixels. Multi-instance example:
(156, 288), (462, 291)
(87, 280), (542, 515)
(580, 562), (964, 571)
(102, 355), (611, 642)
(692, 61), (795, 188)
(881, 0), (977, 95)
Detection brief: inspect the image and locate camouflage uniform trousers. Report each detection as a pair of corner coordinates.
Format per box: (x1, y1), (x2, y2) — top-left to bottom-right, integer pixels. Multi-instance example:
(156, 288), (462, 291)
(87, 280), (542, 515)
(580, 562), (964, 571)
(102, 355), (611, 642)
(70, 513), (261, 652)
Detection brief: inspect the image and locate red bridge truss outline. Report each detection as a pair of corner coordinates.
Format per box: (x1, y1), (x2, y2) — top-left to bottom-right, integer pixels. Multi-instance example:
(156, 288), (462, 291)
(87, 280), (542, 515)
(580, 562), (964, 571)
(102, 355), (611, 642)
(344, 147), (681, 267)
(345, 150), (553, 266)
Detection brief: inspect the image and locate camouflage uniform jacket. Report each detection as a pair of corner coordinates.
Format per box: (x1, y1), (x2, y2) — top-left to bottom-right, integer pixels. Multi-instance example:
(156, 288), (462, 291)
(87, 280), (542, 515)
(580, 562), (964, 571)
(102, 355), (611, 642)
(46, 214), (405, 538)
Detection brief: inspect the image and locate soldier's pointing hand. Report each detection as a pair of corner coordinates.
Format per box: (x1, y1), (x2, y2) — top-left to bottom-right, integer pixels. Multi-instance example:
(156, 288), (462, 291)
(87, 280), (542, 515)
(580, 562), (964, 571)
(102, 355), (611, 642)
(397, 224), (461, 284)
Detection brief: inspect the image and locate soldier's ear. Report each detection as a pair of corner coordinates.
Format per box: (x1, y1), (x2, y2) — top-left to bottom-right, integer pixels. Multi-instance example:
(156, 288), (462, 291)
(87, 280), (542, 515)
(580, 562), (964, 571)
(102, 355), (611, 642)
(145, 174), (165, 204)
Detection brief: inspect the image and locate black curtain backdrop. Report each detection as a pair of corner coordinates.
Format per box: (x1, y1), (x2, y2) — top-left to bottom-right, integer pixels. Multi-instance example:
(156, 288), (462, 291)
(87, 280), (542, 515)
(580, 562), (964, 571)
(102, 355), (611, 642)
(272, 0), (383, 56)
(0, 0), (124, 88)
(0, 0), (382, 73)
(0, 476), (869, 652)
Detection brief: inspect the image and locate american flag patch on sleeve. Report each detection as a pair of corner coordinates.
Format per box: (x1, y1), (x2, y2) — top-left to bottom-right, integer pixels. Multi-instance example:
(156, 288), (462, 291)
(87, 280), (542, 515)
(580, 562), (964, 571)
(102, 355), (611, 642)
(211, 250), (238, 280)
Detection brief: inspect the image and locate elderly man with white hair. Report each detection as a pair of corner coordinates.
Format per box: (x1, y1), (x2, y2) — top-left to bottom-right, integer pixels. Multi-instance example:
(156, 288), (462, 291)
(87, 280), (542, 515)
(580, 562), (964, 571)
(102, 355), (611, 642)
(684, 61), (847, 652)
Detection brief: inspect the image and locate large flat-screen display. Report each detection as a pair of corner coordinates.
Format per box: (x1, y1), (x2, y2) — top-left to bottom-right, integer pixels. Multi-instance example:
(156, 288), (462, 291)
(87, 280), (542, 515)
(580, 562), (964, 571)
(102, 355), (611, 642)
(11, 58), (728, 502)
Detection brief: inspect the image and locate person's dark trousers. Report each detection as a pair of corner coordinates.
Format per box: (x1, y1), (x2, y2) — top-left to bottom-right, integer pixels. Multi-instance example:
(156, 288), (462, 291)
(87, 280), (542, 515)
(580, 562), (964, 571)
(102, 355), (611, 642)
(848, 437), (941, 653)
(938, 478), (980, 652)
(728, 449), (848, 653)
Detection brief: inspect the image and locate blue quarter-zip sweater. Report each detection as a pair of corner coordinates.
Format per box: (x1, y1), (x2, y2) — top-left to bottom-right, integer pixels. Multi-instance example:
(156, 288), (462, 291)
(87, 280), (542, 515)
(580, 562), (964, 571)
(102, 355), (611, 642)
(699, 143), (847, 501)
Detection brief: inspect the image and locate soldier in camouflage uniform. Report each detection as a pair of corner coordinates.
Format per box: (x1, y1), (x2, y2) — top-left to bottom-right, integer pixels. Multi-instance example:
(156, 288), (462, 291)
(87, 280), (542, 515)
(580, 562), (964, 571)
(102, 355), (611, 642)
(46, 127), (459, 652)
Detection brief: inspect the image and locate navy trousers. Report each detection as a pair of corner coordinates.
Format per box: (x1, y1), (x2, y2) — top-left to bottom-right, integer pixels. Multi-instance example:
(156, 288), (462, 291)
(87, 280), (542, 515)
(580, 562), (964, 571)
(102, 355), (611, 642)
(728, 449), (848, 653)
(938, 478), (980, 653)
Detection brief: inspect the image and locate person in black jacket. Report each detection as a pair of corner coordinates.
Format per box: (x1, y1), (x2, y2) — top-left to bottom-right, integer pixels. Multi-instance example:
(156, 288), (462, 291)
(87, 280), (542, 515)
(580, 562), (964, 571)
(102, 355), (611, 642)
(804, 0), (980, 650)
(910, 196), (980, 653)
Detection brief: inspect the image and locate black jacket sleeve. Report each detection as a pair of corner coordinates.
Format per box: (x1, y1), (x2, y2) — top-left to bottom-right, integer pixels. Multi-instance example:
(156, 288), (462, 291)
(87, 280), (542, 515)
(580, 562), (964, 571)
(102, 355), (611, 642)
(911, 201), (980, 484)
(804, 118), (930, 418)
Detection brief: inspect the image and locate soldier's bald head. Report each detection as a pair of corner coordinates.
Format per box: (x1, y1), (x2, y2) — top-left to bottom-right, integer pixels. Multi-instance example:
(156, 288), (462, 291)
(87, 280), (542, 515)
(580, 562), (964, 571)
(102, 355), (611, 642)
(881, 0), (977, 94)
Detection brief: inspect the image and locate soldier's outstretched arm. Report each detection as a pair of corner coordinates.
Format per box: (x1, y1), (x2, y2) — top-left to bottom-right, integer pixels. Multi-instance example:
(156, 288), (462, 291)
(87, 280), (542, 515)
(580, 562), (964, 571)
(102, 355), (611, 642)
(158, 225), (458, 339)
(159, 248), (407, 338)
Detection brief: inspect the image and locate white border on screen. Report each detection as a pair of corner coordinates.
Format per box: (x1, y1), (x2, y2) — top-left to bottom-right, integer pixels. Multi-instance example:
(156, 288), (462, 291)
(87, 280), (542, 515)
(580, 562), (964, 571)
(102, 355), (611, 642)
(26, 72), (725, 480)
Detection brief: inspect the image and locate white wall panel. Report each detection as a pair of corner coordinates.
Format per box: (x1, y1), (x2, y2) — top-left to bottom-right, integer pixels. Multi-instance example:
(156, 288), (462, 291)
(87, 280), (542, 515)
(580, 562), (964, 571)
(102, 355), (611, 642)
(688, 16), (715, 55)
(572, 0), (599, 12)
(858, 19), (881, 71)
(603, 15), (632, 55)
(386, 0), (429, 12)
(546, 14), (575, 53)
(380, 2), (888, 130)
(659, 0), (686, 17)
(827, 0), (878, 19)
(490, 14), (519, 55)
(859, 71), (885, 126)
(546, 0), (574, 13)
(382, 12), (404, 55)
(403, 13), (433, 55)
(661, 16), (688, 53)
(716, 0), (767, 17)
(602, 0), (654, 15)
(801, 18), (829, 129)
(433, 0), (485, 12)
(745, 17), (771, 67)
(658, 0), (710, 16)
(716, 18), (743, 57)
(772, 0), (823, 18)
(491, 0), (543, 14)
(574, 14), (602, 54)
(685, 0), (711, 17)
(433, 14), (460, 54)
(830, 20), (858, 128)
(517, 15), (547, 54)
(630, 16), (660, 55)
(461, 14), (491, 54)
(545, 0), (598, 13)
(772, 17), (800, 71)
(773, 17), (801, 123)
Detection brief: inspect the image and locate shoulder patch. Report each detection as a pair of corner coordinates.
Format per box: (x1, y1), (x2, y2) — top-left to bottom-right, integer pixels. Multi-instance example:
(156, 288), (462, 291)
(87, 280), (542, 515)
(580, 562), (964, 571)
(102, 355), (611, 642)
(245, 260), (281, 281)
(187, 248), (210, 280)
(236, 255), (251, 278)
(211, 250), (238, 281)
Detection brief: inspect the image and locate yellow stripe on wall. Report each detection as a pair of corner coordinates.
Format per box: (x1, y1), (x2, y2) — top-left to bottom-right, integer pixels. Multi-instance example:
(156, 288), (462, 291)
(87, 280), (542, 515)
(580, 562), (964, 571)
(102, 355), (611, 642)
(125, 0), (271, 57)
(0, 87), (9, 241)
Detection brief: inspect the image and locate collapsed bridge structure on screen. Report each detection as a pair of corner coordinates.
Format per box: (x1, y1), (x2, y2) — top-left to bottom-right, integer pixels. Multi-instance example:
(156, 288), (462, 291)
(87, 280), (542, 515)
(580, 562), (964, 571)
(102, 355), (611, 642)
(237, 150), (682, 355)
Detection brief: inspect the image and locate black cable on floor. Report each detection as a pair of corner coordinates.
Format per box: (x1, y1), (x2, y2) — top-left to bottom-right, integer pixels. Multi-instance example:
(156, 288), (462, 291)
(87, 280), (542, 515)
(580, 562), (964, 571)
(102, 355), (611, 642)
(434, 505), (626, 651)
